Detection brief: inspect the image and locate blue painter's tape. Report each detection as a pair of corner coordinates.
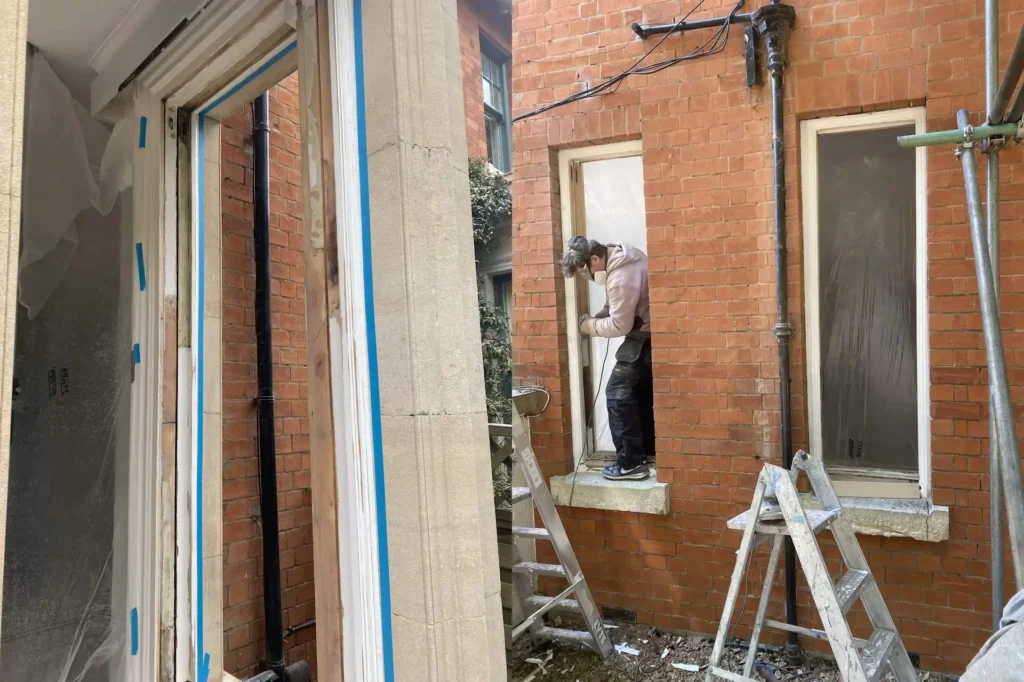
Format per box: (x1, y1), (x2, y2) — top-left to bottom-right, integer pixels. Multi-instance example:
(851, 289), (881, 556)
(139, 116), (147, 148)
(130, 608), (139, 655)
(353, 1), (395, 678)
(192, 40), (297, 682)
(132, 343), (140, 365)
(136, 243), (147, 291)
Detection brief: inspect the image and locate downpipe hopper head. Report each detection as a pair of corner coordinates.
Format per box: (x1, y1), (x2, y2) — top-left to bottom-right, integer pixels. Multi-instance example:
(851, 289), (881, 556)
(752, 4), (796, 76)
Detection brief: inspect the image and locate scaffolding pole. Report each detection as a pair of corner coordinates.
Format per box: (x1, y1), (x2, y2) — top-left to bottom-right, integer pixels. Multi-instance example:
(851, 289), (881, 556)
(956, 108), (1024, 592)
(985, 0), (1005, 631)
(896, 121), (1017, 148)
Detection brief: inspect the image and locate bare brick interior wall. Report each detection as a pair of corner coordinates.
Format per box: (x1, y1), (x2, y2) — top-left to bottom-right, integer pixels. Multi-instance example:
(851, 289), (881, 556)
(512, 0), (1024, 673)
(220, 73), (317, 679)
(458, 0), (513, 160)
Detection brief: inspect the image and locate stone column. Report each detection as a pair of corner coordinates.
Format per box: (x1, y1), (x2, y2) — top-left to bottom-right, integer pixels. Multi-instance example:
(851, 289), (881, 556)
(0, 0), (27, 642)
(362, 0), (506, 679)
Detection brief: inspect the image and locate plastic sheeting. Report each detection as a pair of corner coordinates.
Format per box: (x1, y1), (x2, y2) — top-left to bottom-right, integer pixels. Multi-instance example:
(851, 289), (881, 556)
(815, 125), (918, 473)
(1, 51), (133, 682)
(19, 51), (133, 319)
(580, 155), (647, 455)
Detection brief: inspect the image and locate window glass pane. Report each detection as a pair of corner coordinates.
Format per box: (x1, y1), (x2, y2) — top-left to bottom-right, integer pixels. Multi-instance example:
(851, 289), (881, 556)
(481, 45), (506, 115)
(486, 112), (509, 172)
(482, 75), (493, 108)
(816, 124), (917, 472)
(493, 272), (512, 318)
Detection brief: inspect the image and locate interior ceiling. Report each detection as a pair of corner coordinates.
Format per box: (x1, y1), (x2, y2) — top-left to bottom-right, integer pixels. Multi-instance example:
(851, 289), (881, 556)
(27, 0), (160, 105)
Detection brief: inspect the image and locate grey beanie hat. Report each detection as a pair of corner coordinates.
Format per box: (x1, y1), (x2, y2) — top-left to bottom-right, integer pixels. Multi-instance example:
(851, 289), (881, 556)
(560, 236), (603, 279)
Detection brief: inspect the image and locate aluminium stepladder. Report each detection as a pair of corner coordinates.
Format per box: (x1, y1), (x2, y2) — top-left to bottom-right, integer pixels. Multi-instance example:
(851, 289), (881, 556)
(507, 398), (614, 658)
(706, 451), (917, 682)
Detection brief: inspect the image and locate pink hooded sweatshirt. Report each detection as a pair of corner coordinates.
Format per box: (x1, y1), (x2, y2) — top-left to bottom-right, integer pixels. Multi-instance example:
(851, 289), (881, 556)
(591, 243), (650, 339)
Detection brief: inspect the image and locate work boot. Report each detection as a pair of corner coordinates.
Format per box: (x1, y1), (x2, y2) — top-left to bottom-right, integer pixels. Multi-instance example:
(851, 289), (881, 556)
(601, 462), (650, 481)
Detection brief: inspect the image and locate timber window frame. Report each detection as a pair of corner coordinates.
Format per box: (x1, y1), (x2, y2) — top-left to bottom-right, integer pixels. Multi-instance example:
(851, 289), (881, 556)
(800, 107), (931, 501)
(114, 1), (391, 679)
(558, 140), (644, 468)
(480, 34), (512, 173)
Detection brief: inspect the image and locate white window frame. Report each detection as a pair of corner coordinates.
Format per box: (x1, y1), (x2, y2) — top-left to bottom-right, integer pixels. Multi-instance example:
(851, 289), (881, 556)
(558, 140), (644, 466)
(800, 107), (930, 500)
(480, 263), (511, 307)
(109, 1), (387, 680)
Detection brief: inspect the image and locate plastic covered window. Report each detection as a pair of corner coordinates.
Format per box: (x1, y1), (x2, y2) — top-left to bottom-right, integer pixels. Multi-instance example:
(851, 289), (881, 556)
(815, 125), (918, 473)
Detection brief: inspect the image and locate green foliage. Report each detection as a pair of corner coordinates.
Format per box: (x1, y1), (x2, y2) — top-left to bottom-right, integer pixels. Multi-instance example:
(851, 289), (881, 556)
(469, 156), (513, 426)
(469, 157), (512, 250)
(478, 293), (512, 424)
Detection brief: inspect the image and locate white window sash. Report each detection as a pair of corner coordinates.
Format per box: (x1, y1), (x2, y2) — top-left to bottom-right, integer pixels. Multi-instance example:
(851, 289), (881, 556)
(800, 108), (930, 500)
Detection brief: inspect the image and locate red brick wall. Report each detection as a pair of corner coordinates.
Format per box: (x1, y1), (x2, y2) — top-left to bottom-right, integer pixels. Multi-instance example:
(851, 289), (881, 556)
(220, 73), (318, 679)
(458, 0), (513, 159)
(512, 0), (1022, 673)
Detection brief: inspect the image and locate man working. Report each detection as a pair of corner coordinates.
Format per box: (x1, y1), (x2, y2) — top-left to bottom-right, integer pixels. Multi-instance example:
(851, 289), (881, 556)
(561, 236), (654, 481)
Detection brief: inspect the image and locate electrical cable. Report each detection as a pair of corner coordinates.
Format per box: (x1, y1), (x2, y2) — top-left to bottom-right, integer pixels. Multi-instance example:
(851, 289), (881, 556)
(511, 0), (745, 124)
(567, 337), (612, 508)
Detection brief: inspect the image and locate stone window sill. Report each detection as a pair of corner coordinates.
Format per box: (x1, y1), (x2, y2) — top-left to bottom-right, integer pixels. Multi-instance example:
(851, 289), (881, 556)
(549, 470), (670, 515)
(799, 494), (949, 542)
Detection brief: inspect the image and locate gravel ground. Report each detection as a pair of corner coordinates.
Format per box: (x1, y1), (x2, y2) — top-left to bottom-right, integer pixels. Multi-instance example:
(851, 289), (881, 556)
(508, 622), (958, 682)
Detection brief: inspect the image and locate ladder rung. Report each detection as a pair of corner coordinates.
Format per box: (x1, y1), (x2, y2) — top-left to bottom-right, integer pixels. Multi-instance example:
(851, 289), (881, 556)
(763, 619), (868, 647)
(512, 561), (566, 577)
(524, 594), (581, 613)
(861, 629), (897, 682)
(727, 507), (840, 536)
(534, 625), (596, 649)
(834, 568), (872, 614)
(513, 526), (551, 540)
(708, 667), (756, 682)
(511, 486), (532, 504)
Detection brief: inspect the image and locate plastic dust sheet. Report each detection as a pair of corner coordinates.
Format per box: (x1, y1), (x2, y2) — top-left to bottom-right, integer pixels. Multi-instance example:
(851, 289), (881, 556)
(580, 155), (647, 455)
(815, 125), (918, 473)
(1, 50), (134, 681)
(18, 50), (133, 319)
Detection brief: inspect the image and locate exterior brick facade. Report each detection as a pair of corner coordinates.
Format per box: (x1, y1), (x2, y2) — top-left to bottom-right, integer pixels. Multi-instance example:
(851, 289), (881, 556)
(220, 74), (318, 679)
(511, 0), (1022, 674)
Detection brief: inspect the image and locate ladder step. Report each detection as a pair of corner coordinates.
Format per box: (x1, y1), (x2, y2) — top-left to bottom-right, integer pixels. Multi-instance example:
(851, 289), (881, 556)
(513, 526), (551, 540)
(512, 561), (566, 578)
(708, 667), (756, 682)
(834, 568), (872, 614)
(727, 507), (840, 536)
(511, 486), (532, 504)
(763, 619), (868, 647)
(534, 625), (596, 649)
(861, 629), (897, 682)
(524, 594), (582, 614)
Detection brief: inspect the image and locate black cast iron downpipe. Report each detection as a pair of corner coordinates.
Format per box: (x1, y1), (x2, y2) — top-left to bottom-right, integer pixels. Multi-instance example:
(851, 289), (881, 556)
(253, 91), (286, 682)
(754, 2), (800, 661)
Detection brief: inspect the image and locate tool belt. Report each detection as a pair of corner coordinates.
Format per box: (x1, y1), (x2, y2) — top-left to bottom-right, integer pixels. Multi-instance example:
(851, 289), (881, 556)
(615, 317), (650, 363)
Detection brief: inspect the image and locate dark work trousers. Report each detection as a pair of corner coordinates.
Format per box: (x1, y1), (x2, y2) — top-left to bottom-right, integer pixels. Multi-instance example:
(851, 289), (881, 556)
(606, 339), (655, 469)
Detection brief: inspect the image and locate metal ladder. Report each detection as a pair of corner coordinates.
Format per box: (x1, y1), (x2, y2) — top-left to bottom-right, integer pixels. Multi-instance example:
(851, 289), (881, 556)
(707, 451), (917, 682)
(508, 400), (614, 658)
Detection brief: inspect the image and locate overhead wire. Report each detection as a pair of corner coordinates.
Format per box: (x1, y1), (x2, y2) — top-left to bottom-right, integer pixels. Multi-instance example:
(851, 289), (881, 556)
(511, 0), (745, 124)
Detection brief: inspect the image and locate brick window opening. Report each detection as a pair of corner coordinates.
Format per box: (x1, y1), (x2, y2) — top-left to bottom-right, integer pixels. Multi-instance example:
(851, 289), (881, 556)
(481, 35), (511, 173)
(801, 109), (930, 500)
(560, 143), (650, 469)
